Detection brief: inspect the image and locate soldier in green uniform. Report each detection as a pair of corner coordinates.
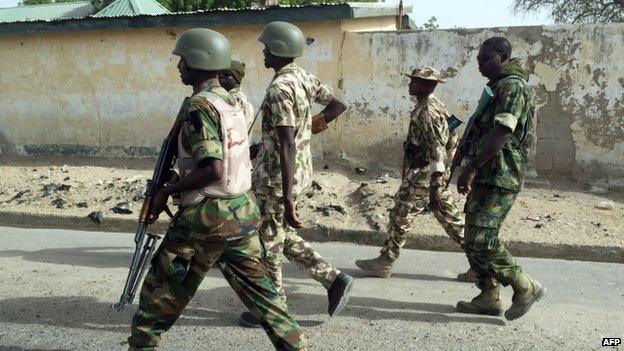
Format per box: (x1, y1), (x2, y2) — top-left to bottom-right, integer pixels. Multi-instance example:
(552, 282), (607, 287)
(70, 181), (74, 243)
(355, 67), (473, 281)
(126, 28), (307, 350)
(239, 21), (353, 327)
(455, 37), (544, 320)
(219, 60), (255, 130)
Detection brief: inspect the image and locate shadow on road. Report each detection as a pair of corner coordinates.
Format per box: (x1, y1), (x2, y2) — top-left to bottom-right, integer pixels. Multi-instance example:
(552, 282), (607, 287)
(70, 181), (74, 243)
(0, 286), (266, 334)
(0, 247), (131, 269)
(285, 290), (505, 326)
(340, 267), (460, 283)
(0, 348), (72, 351)
(1, 247), (504, 329)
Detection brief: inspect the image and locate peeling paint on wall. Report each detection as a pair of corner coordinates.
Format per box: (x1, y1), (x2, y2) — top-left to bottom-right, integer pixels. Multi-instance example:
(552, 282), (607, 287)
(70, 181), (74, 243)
(0, 21), (623, 187)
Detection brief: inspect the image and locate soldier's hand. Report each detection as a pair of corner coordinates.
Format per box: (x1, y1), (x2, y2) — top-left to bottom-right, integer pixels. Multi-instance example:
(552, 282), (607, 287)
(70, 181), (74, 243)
(457, 166), (477, 195)
(148, 188), (169, 224)
(311, 114), (328, 134)
(429, 187), (444, 213)
(284, 198), (303, 229)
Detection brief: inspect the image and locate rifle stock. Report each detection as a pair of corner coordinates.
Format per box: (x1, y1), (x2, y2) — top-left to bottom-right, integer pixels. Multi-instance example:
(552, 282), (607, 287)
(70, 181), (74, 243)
(114, 97), (189, 312)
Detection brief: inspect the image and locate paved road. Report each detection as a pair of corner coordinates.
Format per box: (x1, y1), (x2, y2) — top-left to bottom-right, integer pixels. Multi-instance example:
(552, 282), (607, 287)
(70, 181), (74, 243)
(0, 226), (622, 351)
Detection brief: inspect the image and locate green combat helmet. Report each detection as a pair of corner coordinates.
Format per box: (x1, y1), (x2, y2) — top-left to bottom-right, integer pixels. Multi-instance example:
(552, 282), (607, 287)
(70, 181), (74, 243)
(258, 21), (305, 58)
(172, 28), (231, 71)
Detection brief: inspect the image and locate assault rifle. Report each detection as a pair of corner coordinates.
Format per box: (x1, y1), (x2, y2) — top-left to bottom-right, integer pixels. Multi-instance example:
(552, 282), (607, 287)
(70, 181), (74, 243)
(114, 98), (188, 312)
(447, 86), (494, 185)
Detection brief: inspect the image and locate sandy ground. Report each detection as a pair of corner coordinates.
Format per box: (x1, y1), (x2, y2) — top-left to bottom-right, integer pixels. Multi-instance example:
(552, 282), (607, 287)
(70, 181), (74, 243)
(0, 156), (623, 249)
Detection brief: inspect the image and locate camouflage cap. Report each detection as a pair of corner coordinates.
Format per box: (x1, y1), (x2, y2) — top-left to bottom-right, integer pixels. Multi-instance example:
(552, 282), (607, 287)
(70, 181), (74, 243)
(229, 60), (246, 84)
(404, 67), (446, 83)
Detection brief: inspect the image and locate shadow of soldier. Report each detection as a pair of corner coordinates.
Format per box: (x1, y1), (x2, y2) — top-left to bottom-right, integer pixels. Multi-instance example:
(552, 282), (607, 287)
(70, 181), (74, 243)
(0, 285), (267, 334)
(0, 247), (132, 269)
(282, 289), (505, 326)
(0, 347), (72, 351)
(340, 267), (461, 283)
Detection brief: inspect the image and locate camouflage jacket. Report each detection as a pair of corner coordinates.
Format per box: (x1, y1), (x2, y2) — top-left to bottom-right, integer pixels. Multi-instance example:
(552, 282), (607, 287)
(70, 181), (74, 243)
(177, 82), (259, 240)
(252, 63), (333, 198)
(471, 58), (536, 192)
(230, 85), (255, 132)
(406, 94), (458, 177)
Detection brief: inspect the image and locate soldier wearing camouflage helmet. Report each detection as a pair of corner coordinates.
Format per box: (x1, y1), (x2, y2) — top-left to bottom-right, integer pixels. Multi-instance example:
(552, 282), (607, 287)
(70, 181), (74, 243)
(455, 37), (543, 321)
(355, 67), (474, 281)
(126, 28), (307, 351)
(239, 21), (353, 327)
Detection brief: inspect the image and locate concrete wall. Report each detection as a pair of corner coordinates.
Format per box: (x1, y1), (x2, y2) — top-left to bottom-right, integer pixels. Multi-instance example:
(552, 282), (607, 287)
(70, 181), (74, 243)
(323, 24), (624, 187)
(1, 21), (623, 187)
(0, 17), (392, 157)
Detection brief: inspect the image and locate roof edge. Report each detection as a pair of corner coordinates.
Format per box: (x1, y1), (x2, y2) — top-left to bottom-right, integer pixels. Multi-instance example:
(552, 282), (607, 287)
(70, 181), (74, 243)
(0, 4), (370, 35)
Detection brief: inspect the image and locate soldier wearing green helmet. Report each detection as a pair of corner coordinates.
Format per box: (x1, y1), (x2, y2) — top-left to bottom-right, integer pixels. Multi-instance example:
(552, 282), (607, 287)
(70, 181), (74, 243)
(126, 28), (307, 351)
(239, 21), (353, 328)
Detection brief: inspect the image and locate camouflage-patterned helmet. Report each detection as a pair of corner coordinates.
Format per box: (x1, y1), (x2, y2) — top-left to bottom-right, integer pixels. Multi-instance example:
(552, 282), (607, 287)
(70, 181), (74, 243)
(172, 28), (231, 71)
(258, 21), (305, 58)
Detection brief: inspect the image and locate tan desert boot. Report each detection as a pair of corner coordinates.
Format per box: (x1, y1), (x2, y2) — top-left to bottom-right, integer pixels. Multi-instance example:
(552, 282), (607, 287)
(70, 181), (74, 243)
(456, 282), (504, 316)
(505, 272), (545, 320)
(355, 255), (393, 278)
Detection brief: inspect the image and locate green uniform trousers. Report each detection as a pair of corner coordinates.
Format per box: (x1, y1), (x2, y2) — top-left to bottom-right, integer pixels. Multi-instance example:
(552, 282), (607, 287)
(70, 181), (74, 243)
(128, 197), (307, 351)
(463, 184), (522, 289)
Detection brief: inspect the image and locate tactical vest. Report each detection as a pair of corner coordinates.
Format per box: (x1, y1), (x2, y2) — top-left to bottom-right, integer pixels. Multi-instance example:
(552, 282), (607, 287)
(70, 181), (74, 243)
(177, 91), (252, 206)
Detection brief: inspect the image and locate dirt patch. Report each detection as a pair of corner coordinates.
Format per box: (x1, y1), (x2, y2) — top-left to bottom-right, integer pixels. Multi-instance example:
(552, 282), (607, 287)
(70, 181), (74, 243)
(0, 158), (622, 249)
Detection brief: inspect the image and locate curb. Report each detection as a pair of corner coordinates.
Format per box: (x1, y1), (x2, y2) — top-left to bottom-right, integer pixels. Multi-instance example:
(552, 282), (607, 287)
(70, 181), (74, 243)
(1, 211), (622, 264)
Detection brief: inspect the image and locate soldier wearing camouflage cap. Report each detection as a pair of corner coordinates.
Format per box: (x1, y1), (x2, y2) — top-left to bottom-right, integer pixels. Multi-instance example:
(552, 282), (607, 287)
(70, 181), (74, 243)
(355, 66), (474, 282)
(238, 21), (353, 328)
(126, 28), (307, 351)
(219, 60), (255, 131)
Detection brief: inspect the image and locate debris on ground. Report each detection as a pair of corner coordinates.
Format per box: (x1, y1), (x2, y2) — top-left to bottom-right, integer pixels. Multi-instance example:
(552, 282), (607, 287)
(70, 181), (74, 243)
(355, 167), (366, 175)
(51, 198), (66, 209)
(311, 180), (323, 191)
(0, 162), (623, 249)
(111, 202), (132, 214)
(87, 211), (103, 224)
(6, 190), (30, 203)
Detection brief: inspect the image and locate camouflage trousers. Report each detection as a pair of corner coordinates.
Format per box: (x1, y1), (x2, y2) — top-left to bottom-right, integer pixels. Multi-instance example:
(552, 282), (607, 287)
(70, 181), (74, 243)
(256, 193), (340, 295)
(380, 168), (464, 261)
(463, 184), (522, 290)
(128, 194), (307, 351)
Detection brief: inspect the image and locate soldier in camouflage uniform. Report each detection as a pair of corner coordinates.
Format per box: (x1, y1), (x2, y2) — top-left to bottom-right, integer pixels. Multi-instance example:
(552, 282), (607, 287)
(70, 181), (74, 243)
(220, 60), (255, 130)
(455, 37), (544, 320)
(127, 28), (307, 350)
(239, 21), (353, 328)
(355, 67), (473, 281)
